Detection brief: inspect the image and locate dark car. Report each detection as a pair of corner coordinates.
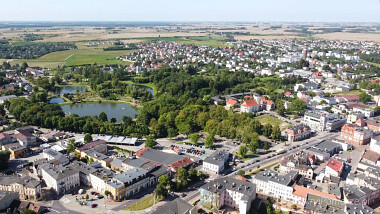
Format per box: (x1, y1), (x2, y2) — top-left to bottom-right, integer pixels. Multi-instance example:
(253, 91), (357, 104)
(91, 204), (98, 208)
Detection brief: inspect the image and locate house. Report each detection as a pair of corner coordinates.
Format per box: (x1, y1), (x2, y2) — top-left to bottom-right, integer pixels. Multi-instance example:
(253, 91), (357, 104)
(260, 97), (275, 111)
(367, 119), (380, 132)
(370, 136), (380, 154)
(240, 99), (259, 113)
(325, 158), (344, 178)
(200, 177), (255, 214)
(285, 124), (311, 142)
(362, 150), (380, 166)
(284, 91), (293, 98)
(279, 152), (314, 179)
(90, 167), (114, 194)
(294, 82), (318, 92)
(0, 133), (18, 149)
(343, 185), (379, 206)
(292, 184), (340, 205)
(341, 123), (372, 145)
(226, 99), (238, 109)
(203, 151), (229, 174)
(69, 161), (96, 187)
(26, 67), (44, 76)
(353, 107), (375, 118)
(9, 145), (27, 159)
(13, 130), (38, 147)
(40, 164), (80, 195)
(76, 139), (107, 157)
(304, 139), (350, 162)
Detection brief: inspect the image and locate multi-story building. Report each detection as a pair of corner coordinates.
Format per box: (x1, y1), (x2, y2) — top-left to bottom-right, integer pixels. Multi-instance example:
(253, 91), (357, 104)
(370, 136), (380, 154)
(0, 191), (19, 210)
(366, 119), (380, 132)
(279, 152), (315, 179)
(341, 124), (372, 145)
(200, 177), (255, 214)
(0, 175), (41, 201)
(8, 145), (27, 159)
(343, 185), (379, 206)
(325, 158), (344, 178)
(240, 99), (260, 113)
(203, 151), (229, 174)
(76, 139), (107, 157)
(104, 179), (125, 201)
(43, 149), (69, 165)
(353, 107), (375, 118)
(303, 111), (346, 131)
(305, 140), (350, 162)
(70, 161), (96, 186)
(40, 164), (80, 195)
(284, 124), (311, 142)
(89, 168), (114, 194)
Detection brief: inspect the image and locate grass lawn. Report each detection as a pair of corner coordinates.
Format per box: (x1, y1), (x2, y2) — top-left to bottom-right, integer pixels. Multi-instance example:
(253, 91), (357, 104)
(248, 163), (279, 176)
(121, 80), (157, 95)
(255, 115), (291, 131)
(10, 47), (135, 68)
(333, 90), (361, 95)
(123, 195), (158, 211)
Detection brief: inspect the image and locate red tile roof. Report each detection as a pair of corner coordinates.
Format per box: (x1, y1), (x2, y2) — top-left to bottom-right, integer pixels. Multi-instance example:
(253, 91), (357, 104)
(242, 99), (259, 107)
(171, 157), (193, 171)
(285, 92), (292, 96)
(327, 158), (343, 173)
(226, 99), (238, 106)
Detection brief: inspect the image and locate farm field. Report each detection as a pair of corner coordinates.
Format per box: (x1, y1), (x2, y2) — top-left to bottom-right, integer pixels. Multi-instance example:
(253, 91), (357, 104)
(255, 115), (292, 131)
(143, 36), (230, 47)
(10, 48), (135, 68)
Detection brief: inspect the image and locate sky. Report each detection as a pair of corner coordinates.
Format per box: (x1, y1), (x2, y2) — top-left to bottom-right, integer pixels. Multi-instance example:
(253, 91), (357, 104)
(1, 0), (380, 23)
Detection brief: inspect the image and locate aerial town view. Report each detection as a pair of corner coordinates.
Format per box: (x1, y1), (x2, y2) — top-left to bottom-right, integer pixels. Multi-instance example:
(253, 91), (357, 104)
(1, 1), (380, 214)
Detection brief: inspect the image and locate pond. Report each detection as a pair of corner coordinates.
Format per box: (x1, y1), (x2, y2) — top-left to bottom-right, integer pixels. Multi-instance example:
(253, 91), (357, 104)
(130, 84), (154, 97)
(60, 102), (139, 122)
(50, 97), (65, 104)
(56, 86), (86, 94)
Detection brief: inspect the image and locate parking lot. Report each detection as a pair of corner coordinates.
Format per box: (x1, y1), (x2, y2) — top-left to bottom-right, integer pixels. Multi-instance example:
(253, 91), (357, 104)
(59, 186), (124, 214)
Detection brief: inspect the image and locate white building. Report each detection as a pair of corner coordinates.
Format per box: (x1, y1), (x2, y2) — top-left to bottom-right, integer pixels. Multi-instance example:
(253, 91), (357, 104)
(303, 111), (347, 131)
(352, 107), (375, 118)
(89, 168), (114, 194)
(40, 164), (80, 195)
(203, 151), (229, 174)
(200, 177), (255, 214)
(370, 136), (380, 154)
(294, 82), (318, 92)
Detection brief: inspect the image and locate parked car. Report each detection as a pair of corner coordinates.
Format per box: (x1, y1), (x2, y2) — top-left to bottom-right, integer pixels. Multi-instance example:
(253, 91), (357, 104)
(91, 204), (98, 208)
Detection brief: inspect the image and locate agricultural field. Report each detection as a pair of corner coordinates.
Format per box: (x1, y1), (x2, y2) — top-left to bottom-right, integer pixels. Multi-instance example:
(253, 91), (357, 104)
(9, 47), (135, 68)
(143, 36), (230, 47)
(255, 115), (292, 131)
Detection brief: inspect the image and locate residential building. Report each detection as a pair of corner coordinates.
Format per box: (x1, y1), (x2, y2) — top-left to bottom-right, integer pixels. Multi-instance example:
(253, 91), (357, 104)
(341, 124), (372, 145)
(240, 99), (260, 113)
(279, 152), (315, 179)
(203, 151), (229, 174)
(0, 95), (17, 104)
(305, 140), (349, 162)
(0, 175), (41, 201)
(76, 139), (107, 157)
(13, 130), (37, 147)
(353, 107), (375, 118)
(70, 161), (96, 186)
(260, 97), (275, 111)
(8, 145), (27, 159)
(366, 119), (380, 132)
(226, 99), (238, 109)
(40, 164), (80, 195)
(362, 150), (380, 166)
(0, 133), (17, 149)
(284, 124), (311, 142)
(43, 149), (69, 165)
(104, 179), (125, 201)
(343, 185), (379, 206)
(200, 177), (255, 214)
(292, 184), (340, 205)
(304, 193), (345, 214)
(370, 136), (380, 154)
(325, 158), (344, 178)
(294, 82), (318, 92)
(89, 167), (114, 194)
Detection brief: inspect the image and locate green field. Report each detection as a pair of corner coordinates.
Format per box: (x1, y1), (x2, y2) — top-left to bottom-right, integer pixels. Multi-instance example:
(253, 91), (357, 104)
(255, 115), (291, 131)
(333, 90), (361, 95)
(10, 48), (135, 68)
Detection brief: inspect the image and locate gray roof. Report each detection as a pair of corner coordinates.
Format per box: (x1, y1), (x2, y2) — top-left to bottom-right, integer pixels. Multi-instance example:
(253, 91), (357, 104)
(343, 185), (373, 201)
(345, 204), (378, 214)
(70, 161), (97, 176)
(304, 193), (345, 214)
(123, 158), (149, 168)
(137, 148), (184, 166)
(43, 148), (69, 163)
(0, 175), (40, 188)
(204, 151), (229, 165)
(115, 168), (148, 184)
(105, 179), (124, 189)
(41, 164), (79, 180)
(253, 169), (278, 183)
(150, 198), (195, 214)
(268, 170), (298, 186)
(0, 95), (17, 101)
(201, 177), (255, 201)
(110, 158), (126, 167)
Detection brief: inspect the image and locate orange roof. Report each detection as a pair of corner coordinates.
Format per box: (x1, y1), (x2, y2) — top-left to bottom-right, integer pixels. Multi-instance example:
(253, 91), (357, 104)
(237, 176), (248, 181)
(293, 184), (339, 200)
(242, 99), (259, 107)
(226, 99), (238, 106)
(261, 97), (274, 105)
(171, 157), (193, 171)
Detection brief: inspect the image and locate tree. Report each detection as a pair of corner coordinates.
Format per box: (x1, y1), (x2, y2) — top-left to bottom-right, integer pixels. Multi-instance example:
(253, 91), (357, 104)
(110, 118), (117, 123)
(263, 124), (273, 138)
(0, 150), (10, 170)
(158, 174), (171, 189)
(175, 168), (189, 188)
(276, 100), (285, 116)
(154, 183), (168, 199)
(375, 106), (380, 116)
(204, 134), (214, 148)
(99, 112), (108, 122)
(66, 138), (77, 154)
(20, 209), (36, 214)
(189, 133), (199, 145)
(145, 136), (157, 148)
(264, 142), (270, 150)
(238, 145), (248, 159)
(237, 170), (245, 177)
(189, 166), (198, 180)
(291, 204), (298, 210)
(84, 133), (93, 144)
(104, 190), (111, 198)
(271, 125), (281, 140)
(287, 99), (307, 115)
(248, 140), (259, 154)
(30, 92), (48, 103)
(265, 198), (274, 214)
(359, 92), (372, 103)
(85, 194), (89, 200)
